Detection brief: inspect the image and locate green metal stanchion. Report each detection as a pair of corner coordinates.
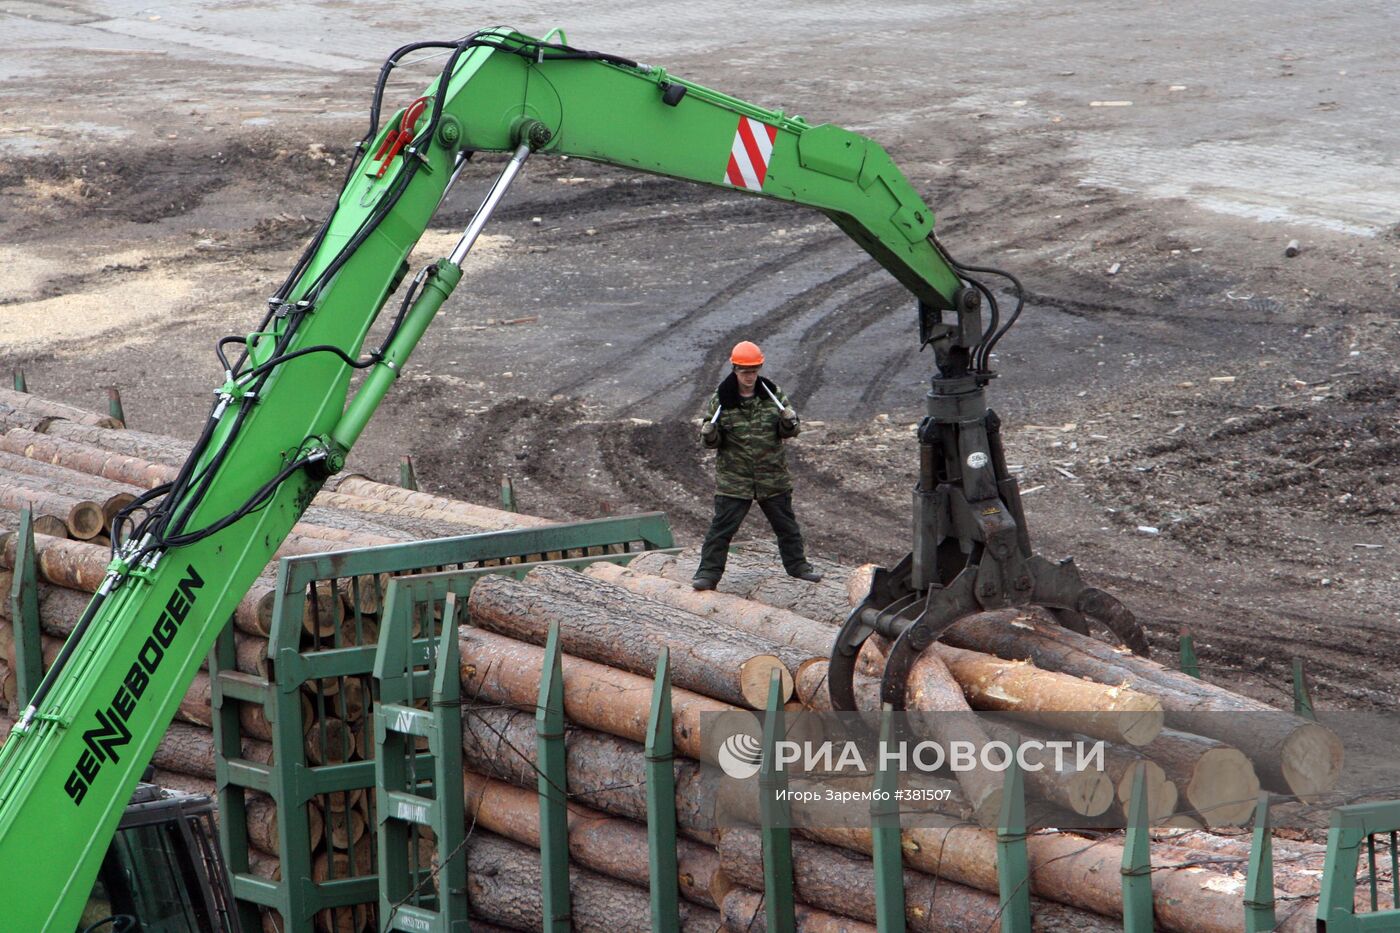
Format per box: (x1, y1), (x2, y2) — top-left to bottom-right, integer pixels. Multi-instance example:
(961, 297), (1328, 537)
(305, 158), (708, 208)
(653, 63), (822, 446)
(1244, 794), (1276, 932)
(1121, 763), (1154, 931)
(1292, 658), (1316, 721)
(501, 475), (517, 512)
(107, 386), (126, 425)
(996, 747), (1031, 933)
(644, 648), (680, 932)
(759, 670), (795, 933)
(9, 508), (43, 706)
(399, 455), (418, 491)
(1178, 626), (1201, 678)
(12, 369), (26, 393)
(871, 705), (906, 933)
(537, 621), (571, 932)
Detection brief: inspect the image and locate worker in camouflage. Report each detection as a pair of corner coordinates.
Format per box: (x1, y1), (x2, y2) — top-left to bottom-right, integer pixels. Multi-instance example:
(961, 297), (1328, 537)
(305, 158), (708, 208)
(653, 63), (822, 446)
(693, 340), (823, 590)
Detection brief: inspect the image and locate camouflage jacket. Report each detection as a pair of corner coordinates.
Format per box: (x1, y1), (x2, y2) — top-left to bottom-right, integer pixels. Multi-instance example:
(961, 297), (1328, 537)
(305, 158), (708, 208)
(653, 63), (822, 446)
(701, 373), (800, 500)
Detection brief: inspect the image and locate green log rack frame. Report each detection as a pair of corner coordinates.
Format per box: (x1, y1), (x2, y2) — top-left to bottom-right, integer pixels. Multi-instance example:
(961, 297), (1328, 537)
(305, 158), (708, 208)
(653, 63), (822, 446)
(871, 706), (906, 933)
(1244, 794), (1277, 932)
(7, 508), (42, 706)
(1318, 800), (1400, 930)
(644, 648), (681, 931)
(996, 748), (1031, 933)
(207, 512), (674, 933)
(536, 621), (571, 932)
(1178, 626), (1201, 679)
(372, 589), (469, 932)
(760, 669), (797, 933)
(1121, 763), (1155, 931)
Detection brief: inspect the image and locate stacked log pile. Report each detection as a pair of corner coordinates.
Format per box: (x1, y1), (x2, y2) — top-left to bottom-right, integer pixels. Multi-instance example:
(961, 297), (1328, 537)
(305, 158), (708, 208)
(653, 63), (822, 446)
(0, 390), (550, 933)
(0, 390), (1357, 930)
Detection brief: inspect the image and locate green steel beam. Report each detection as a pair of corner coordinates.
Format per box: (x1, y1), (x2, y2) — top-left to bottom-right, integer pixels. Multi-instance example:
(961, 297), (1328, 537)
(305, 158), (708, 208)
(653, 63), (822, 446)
(871, 706), (906, 933)
(644, 648), (680, 933)
(11, 369), (25, 393)
(1121, 764), (1154, 932)
(995, 746), (1031, 933)
(759, 670), (795, 933)
(1244, 794), (1276, 932)
(537, 621), (572, 933)
(398, 455), (418, 491)
(8, 509), (42, 707)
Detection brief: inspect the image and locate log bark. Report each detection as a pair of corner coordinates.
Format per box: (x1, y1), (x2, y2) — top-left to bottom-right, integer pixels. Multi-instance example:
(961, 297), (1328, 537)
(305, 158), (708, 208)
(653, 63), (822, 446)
(457, 625), (746, 762)
(2, 532), (115, 591)
(720, 886), (876, 933)
(718, 770), (1314, 931)
(0, 483), (104, 539)
(468, 567), (799, 708)
(940, 611), (1342, 797)
(0, 388), (122, 427)
(461, 702), (721, 844)
(464, 831), (720, 933)
(934, 645), (1162, 746)
(718, 827), (1123, 933)
(1142, 729), (1260, 827)
(0, 448), (145, 497)
(900, 650), (1004, 825)
(150, 720), (272, 780)
(461, 770), (729, 910)
(0, 428), (179, 487)
(584, 560), (886, 676)
(309, 489), (495, 533)
(977, 719), (1115, 819)
(627, 548), (852, 626)
(34, 418), (189, 464)
(329, 473), (550, 528)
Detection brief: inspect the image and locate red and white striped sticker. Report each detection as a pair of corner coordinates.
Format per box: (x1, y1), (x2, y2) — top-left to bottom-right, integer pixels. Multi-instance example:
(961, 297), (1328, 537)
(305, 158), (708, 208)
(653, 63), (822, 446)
(724, 116), (778, 192)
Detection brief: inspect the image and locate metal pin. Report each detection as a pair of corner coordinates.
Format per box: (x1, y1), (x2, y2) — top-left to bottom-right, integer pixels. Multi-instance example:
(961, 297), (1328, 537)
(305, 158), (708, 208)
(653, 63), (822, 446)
(760, 383), (786, 412)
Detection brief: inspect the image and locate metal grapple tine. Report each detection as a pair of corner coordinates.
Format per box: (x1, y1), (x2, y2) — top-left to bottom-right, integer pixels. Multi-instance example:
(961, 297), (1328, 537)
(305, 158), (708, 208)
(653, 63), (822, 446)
(828, 604), (872, 712)
(879, 572), (981, 710)
(1025, 555), (1150, 656)
(828, 591), (920, 711)
(1077, 587), (1150, 656)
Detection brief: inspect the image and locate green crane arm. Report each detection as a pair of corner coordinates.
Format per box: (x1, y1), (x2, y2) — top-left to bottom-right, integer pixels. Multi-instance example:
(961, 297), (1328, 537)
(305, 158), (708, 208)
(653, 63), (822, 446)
(0, 28), (966, 928)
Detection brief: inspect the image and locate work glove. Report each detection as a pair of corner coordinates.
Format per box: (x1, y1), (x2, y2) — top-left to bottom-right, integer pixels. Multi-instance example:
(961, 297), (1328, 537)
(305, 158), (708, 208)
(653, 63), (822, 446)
(701, 420), (721, 447)
(778, 408), (800, 437)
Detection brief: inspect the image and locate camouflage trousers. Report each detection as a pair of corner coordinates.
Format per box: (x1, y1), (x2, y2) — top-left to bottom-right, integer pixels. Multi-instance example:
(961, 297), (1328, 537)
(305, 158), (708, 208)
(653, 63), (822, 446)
(696, 492), (809, 581)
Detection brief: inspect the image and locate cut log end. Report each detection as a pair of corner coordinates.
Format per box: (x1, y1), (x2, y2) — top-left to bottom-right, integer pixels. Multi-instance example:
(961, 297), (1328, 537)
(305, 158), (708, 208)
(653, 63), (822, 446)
(1116, 760), (1178, 823)
(66, 501), (105, 540)
(1066, 769), (1117, 818)
(1187, 747), (1260, 827)
(738, 655), (794, 708)
(1119, 705), (1165, 747)
(1281, 721), (1345, 799)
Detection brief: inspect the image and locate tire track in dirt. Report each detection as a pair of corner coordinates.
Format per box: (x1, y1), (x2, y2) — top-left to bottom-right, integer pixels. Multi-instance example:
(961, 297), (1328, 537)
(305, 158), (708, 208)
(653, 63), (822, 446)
(658, 259), (887, 421)
(787, 280), (907, 406)
(548, 233), (849, 400)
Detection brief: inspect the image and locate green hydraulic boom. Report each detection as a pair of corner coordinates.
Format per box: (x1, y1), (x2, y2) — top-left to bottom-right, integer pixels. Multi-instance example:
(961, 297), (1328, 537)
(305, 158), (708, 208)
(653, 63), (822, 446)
(0, 27), (1143, 930)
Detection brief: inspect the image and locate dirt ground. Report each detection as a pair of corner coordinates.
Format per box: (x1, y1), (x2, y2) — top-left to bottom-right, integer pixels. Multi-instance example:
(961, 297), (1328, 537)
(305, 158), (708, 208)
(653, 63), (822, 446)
(1, 3), (1397, 714)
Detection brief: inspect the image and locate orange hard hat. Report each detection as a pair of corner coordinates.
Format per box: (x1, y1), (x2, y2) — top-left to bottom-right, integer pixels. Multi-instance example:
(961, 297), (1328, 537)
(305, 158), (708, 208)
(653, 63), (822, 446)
(730, 341), (765, 367)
